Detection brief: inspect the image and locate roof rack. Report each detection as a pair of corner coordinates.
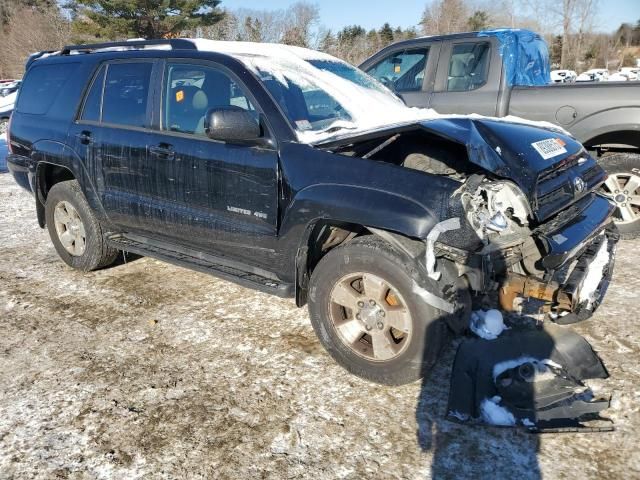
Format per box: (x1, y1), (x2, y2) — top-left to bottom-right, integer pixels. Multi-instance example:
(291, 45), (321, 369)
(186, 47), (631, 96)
(60, 38), (197, 55)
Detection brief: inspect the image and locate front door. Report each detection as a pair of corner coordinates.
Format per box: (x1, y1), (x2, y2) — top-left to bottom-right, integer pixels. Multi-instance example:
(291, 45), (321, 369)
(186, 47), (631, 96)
(146, 60), (280, 268)
(364, 47), (436, 108)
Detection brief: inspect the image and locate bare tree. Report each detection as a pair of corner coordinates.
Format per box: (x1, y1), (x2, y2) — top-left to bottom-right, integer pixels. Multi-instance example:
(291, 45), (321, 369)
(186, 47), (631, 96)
(0, 5), (71, 78)
(421, 0), (470, 35)
(282, 2), (320, 47)
(542, 0), (599, 69)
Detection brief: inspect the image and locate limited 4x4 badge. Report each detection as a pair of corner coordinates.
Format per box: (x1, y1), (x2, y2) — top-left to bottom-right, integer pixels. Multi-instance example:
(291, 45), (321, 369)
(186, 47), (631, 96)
(531, 138), (568, 160)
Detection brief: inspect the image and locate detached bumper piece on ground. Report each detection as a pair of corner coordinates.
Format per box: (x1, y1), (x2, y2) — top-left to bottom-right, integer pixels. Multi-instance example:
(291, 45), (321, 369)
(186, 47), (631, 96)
(447, 325), (613, 433)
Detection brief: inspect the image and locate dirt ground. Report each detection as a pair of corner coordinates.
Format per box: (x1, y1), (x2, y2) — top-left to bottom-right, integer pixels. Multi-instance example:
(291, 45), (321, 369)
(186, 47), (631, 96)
(1, 172), (639, 480)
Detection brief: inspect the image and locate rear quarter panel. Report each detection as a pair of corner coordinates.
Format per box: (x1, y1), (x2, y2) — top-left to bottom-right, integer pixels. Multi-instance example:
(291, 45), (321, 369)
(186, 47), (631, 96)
(509, 83), (640, 145)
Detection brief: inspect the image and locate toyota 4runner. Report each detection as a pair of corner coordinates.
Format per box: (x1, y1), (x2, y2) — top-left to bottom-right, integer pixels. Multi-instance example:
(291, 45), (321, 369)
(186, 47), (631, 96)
(7, 39), (618, 385)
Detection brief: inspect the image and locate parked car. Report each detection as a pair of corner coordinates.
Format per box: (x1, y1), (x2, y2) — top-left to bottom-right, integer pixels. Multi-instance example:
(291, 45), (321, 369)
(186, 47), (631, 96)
(8, 39), (618, 385)
(619, 67), (639, 81)
(0, 80), (21, 97)
(0, 90), (17, 130)
(550, 69), (576, 83)
(576, 72), (597, 82)
(361, 30), (640, 238)
(608, 72), (629, 82)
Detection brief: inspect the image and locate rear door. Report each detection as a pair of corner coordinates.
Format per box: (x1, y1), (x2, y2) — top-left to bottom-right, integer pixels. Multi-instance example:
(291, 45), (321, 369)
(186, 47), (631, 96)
(428, 38), (501, 116)
(145, 59), (280, 268)
(69, 59), (155, 232)
(364, 44), (440, 107)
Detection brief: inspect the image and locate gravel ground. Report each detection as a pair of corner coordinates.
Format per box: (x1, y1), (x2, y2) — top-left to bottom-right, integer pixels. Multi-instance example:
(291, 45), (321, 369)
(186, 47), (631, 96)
(1, 172), (639, 480)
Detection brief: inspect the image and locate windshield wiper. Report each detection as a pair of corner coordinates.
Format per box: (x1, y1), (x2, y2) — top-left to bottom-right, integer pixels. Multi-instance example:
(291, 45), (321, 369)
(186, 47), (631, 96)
(316, 120), (358, 135)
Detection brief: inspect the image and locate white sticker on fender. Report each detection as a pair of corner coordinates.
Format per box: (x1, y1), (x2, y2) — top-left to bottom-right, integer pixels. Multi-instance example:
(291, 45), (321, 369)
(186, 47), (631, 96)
(531, 138), (568, 160)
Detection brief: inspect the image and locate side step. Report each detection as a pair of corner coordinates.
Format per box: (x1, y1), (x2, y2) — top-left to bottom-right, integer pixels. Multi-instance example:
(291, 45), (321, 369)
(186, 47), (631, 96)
(106, 233), (294, 298)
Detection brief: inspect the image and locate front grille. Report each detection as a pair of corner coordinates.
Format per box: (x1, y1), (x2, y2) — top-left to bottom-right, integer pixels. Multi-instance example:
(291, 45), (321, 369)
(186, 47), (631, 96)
(534, 153), (606, 222)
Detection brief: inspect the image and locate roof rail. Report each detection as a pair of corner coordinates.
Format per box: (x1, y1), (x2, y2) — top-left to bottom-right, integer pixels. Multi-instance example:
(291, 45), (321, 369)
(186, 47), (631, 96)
(60, 38), (197, 55)
(25, 50), (57, 70)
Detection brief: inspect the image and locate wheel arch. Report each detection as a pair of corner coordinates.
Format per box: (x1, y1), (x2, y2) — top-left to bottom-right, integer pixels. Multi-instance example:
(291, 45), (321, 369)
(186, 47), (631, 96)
(31, 140), (109, 228)
(571, 108), (640, 152)
(293, 219), (427, 307)
(282, 184), (446, 307)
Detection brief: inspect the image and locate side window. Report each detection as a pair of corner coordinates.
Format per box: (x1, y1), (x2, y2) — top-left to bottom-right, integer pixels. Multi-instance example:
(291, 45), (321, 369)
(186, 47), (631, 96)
(163, 63), (255, 136)
(102, 62), (152, 127)
(80, 65), (105, 122)
(17, 63), (79, 115)
(447, 42), (490, 92)
(366, 49), (428, 92)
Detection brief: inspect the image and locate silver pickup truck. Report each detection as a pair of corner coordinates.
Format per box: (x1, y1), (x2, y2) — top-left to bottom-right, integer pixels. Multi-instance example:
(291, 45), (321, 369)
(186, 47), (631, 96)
(360, 29), (640, 238)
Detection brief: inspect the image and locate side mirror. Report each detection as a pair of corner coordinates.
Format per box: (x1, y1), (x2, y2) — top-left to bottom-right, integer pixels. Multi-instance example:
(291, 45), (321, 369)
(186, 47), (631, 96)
(204, 106), (261, 143)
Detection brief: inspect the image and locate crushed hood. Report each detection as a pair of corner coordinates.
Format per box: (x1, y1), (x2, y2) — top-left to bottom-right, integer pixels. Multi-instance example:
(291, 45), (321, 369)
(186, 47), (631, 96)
(320, 116), (604, 223)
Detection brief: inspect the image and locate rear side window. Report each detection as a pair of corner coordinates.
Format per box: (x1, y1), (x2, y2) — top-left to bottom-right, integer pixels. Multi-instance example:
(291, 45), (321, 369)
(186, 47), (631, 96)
(366, 49), (428, 92)
(447, 42), (490, 92)
(101, 62), (152, 128)
(17, 63), (79, 115)
(80, 65), (105, 122)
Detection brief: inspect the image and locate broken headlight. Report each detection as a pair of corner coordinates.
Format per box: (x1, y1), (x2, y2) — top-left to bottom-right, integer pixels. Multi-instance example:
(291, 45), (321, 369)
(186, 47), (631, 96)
(462, 180), (531, 240)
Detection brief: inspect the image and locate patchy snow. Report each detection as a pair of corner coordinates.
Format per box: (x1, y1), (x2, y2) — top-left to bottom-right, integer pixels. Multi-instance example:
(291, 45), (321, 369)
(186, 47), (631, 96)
(480, 396), (516, 426)
(0, 175), (639, 477)
(470, 309), (506, 340)
(578, 237), (610, 309)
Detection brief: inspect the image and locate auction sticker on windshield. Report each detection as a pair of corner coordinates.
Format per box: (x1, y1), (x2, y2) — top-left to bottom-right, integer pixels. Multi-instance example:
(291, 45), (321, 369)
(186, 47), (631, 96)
(531, 138), (568, 160)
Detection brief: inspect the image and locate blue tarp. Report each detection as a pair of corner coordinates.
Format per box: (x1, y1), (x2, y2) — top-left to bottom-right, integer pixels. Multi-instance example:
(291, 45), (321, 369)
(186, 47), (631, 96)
(478, 29), (551, 87)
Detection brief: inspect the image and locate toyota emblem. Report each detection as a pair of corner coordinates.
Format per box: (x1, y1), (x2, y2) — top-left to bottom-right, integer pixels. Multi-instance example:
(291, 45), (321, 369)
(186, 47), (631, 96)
(573, 176), (587, 193)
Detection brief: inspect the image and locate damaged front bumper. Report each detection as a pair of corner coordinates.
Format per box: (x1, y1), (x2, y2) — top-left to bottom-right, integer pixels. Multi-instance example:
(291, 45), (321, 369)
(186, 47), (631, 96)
(447, 324), (612, 432)
(499, 208), (618, 323)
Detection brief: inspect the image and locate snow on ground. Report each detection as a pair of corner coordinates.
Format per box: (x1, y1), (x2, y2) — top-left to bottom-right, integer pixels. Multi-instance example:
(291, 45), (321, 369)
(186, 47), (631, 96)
(1, 173), (639, 479)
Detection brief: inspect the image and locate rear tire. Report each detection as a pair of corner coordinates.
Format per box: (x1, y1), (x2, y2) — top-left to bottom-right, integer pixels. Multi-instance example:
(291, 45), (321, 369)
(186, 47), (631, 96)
(598, 152), (640, 239)
(307, 236), (451, 386)
(45, 180), (118, 271)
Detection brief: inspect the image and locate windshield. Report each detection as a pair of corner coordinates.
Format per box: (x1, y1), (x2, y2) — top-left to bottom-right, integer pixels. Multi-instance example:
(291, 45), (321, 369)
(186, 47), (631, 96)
(235, 52), (424, 143)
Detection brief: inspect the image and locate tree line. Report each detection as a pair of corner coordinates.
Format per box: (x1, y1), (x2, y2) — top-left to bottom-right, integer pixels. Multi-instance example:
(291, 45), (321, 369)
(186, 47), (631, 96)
(0, 0), (638, 78)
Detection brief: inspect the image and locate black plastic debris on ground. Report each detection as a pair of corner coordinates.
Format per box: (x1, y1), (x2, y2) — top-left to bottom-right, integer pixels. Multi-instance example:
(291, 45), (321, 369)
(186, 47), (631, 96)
(446, 324), (613, 432)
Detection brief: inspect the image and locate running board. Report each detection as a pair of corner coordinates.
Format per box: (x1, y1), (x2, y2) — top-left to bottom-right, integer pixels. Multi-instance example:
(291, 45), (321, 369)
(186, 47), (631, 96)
(106, 233), (294, 298)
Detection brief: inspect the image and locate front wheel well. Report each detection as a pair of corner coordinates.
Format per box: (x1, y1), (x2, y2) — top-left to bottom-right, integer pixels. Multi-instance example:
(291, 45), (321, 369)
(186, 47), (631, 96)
(295, 221), (430, 307)
(295, 221), (366, 307)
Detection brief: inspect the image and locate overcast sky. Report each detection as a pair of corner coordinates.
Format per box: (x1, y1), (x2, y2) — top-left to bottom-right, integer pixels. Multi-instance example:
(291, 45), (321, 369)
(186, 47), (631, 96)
(227, 0), (640, 34)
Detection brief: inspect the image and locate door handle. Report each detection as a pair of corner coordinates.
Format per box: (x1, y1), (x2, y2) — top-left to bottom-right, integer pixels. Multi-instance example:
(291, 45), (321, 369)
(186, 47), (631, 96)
(77, 130), (92, 145)
(149, 143), (175, 160)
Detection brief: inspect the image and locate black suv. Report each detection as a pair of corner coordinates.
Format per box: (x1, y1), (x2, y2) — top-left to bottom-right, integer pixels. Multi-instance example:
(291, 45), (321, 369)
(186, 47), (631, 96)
(7, 39), (617, 385)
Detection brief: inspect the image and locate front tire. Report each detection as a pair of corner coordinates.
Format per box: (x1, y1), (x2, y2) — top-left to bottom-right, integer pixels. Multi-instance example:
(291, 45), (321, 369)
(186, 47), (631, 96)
(599, 152), (640, 239)
(307, 236), (451, 386)
(45, 180), (118, 271)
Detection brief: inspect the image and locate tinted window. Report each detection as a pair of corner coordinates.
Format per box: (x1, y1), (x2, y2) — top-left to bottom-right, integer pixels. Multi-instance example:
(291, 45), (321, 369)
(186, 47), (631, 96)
(17, 63), (79, 115)
(80, 65), (105, 122)
(163, 64), (255, 136)
(447, 42), (490, 92)
(102, 62), (152, 127)
(366, 49), (428, 92)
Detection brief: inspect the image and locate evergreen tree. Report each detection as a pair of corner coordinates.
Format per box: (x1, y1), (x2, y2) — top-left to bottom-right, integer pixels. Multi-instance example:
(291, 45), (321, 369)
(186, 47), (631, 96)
(467, 10), (489, 31)
(66, 0), (224, 40)
(549, 35), (563, 68)
(379, 22), (394, 44)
